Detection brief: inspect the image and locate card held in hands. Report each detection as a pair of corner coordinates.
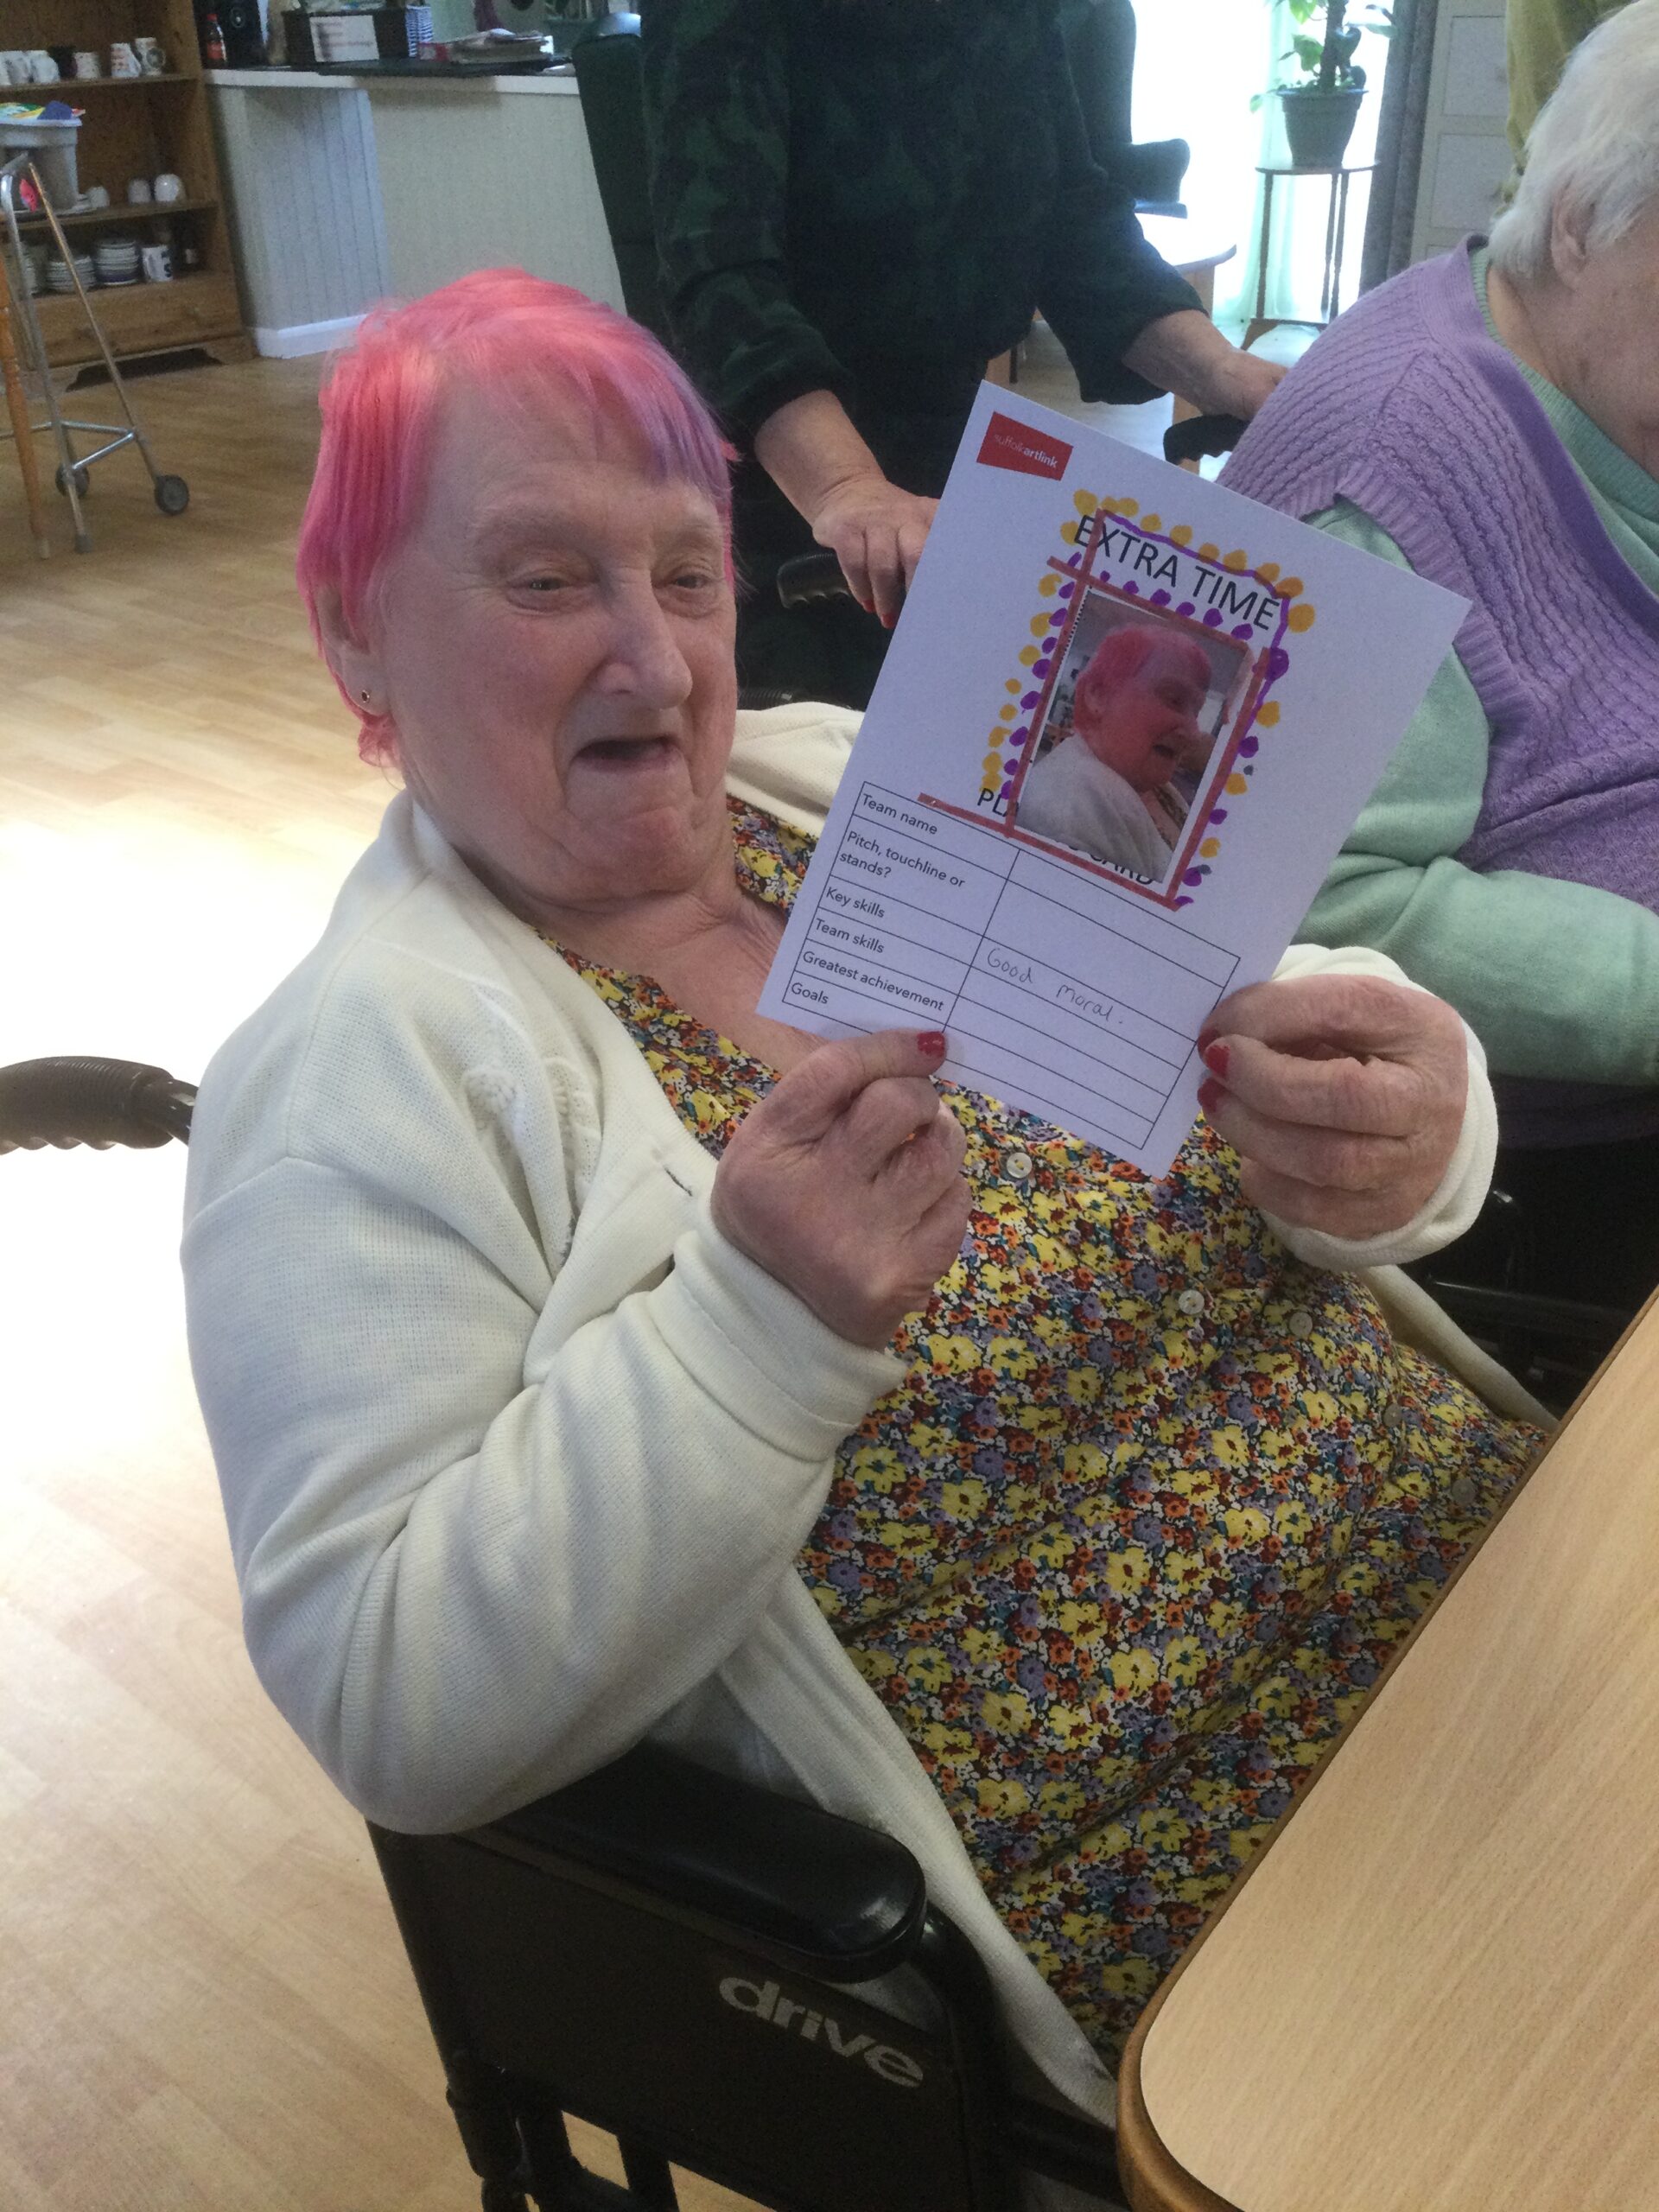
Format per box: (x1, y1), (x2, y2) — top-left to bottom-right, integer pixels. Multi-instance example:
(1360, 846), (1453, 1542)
(756, 387), (1468, 1177)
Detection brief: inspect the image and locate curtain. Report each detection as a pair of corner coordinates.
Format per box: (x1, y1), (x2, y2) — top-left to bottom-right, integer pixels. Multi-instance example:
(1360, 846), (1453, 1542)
(1360, 0), (1440, 288)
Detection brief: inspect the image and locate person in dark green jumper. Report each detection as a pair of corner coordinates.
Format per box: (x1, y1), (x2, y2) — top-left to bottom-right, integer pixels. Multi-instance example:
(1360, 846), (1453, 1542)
(640, 0), (1283, 707)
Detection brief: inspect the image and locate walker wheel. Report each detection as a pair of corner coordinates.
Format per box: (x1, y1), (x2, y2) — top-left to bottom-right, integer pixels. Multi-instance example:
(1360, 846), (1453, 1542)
(54, 463), (90, 499)
(154, 474), (189, 516)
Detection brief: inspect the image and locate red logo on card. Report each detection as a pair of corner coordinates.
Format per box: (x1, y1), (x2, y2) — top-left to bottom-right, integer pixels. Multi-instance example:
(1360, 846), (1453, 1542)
(976, 411), (1072, 482)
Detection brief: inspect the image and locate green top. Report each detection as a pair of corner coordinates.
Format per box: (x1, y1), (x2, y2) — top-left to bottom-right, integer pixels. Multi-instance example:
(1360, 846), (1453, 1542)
(1301, 246), (1659, 1089)
(639, 0), (1200, 444)
(1505, 0), (1630, 157)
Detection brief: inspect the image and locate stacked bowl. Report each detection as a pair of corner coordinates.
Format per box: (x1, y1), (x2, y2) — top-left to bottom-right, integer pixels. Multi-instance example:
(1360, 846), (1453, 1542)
(45, 247), (96, 293)
(92, 232), (140, 286)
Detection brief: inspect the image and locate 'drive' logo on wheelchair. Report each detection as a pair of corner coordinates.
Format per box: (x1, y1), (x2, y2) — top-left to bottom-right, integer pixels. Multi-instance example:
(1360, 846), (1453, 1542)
(716, 1974), (925, 2088)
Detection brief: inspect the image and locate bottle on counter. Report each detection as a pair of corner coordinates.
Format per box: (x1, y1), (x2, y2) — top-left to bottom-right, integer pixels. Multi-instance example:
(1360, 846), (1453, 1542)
(204, 11), (227, 63)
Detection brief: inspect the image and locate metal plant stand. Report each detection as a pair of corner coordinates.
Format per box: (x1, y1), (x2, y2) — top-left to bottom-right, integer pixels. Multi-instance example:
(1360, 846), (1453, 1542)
(0, 151), (189, 554)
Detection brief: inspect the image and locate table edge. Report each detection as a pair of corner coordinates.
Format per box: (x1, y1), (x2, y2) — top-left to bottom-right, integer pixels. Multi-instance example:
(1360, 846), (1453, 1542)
(1115, 1286), (1658, 2208)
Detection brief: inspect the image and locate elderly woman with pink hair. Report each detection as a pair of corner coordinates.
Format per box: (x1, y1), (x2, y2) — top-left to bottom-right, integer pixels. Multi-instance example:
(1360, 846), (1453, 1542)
(182, 270), (1540, 2175)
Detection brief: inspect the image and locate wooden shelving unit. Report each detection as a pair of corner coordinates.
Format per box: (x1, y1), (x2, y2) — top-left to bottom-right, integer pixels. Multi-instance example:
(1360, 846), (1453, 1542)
(1, 0), (250, 371)
(13, 194), (216, 228)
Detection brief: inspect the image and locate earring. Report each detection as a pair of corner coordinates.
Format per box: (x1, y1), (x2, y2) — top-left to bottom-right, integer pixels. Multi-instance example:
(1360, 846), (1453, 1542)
(359, 689), (374, 708)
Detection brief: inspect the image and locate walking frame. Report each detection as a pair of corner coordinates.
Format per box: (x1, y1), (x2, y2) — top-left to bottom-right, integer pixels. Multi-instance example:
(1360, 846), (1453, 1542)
(0, 150), (188, 555)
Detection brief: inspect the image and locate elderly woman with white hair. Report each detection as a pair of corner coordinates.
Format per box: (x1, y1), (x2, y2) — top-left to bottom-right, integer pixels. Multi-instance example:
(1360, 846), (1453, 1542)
(1225, 0), (1659, 1310)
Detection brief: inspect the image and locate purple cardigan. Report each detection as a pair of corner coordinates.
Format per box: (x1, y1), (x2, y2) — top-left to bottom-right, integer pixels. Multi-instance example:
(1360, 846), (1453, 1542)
(1224, 240), (1659, 1147)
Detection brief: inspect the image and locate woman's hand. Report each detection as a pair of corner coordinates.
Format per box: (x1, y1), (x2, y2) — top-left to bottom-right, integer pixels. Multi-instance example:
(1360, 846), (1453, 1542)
(752, 389), (937, 628)
(712, 1029), (969, 1347)
(1196, 974), (1469, 1241)
(808, 473), (938, 628)
(1122, 308), (1287, 422)
(1185, 346), (1287, 423)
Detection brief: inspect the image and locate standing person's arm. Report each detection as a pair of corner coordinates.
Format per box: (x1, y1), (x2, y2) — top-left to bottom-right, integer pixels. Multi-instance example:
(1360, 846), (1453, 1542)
(640, 0), (839, 436)
(639, 0), (932, 620)
(1034, 20), (1284, 420)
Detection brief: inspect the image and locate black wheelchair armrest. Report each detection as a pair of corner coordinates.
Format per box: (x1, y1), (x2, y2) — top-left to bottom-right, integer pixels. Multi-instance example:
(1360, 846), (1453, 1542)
(0, 1056), (196, 1153)
(487, 1744), (930, 1986)
(775, 550), (857, 610)
(1161, 412), (1248, 469)
(1416, 1276), (1632, 1348)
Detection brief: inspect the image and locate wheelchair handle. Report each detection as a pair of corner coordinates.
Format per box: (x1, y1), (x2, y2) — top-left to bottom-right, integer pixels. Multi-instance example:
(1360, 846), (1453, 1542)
(0, 1056), (196, 1153)
(1161, 412), (1248, 468)
(775, 550), (860, 609)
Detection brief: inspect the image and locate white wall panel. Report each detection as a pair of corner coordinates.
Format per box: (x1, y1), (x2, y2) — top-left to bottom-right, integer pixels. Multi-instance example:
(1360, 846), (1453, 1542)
(211, 82), (390, 345)
(366, 82), (622, 308)
(1444, 13), (1509, 119)
(210, 73), (620, 352)
(1410, 0), (1510, 261)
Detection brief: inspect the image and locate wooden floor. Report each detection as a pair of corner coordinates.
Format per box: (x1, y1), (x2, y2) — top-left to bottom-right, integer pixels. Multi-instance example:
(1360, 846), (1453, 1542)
(0, 339), (1195, 2209)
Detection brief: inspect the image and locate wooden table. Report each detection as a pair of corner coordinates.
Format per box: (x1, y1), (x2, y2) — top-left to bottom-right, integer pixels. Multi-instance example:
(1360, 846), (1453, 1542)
(1118, 1294), (1659, 2212)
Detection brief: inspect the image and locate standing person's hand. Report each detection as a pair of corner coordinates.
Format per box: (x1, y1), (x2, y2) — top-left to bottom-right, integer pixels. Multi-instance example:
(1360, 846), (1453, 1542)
(1196, 974), (1469, 1239)
(1122, 309), (1287, 422)
(1185, 345), (1287, 422)
(712, 1030), (969, 1346)
(808, 474), (938, 628)
(753, 389), (938, 630)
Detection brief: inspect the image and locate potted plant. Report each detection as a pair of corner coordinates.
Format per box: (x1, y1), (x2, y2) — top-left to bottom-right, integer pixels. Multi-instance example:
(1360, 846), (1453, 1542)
(1265, 0), (1392, 171)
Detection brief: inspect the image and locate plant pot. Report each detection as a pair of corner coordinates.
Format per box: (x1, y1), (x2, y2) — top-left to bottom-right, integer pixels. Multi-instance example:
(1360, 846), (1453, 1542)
(1280, 87), (1364, 169)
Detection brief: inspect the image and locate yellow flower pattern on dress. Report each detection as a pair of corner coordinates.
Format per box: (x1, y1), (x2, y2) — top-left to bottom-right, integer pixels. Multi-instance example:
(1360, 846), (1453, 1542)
(551, 802), (1539, 2060)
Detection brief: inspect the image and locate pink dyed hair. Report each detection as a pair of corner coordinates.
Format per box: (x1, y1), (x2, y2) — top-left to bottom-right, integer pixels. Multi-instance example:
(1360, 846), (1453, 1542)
(296, 269), (734, 765)
(1076, 622), (1213, 713)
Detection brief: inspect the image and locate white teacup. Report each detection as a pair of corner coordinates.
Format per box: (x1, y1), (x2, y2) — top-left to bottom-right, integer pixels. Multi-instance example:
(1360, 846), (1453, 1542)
(141, 242), (173, 283)
(107, 41), (140, 78)
(73, 49), (101, 79)
(126, 176), (153, 205)
(83, 184), (111, 209)
(26, 48), (60, 82)
(0, 49), (29, 84)
(134, 36), (167, 74)
(153, 172), (183, 204)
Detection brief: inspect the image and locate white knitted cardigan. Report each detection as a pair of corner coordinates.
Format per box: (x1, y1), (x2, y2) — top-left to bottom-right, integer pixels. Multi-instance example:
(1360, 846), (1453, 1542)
(182, 704), (1540, 2121)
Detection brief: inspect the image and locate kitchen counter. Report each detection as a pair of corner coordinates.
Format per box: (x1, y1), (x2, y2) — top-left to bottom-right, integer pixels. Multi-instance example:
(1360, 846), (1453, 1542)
(207, 63), (620, 355)
(208, 64), (580, 90)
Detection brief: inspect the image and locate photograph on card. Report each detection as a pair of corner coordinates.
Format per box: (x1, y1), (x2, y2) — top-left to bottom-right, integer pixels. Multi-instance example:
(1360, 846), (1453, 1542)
(1007, 585), (1252, 890)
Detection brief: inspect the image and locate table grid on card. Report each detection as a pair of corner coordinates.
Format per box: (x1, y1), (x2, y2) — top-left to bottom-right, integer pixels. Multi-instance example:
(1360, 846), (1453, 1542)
(779, 784), (1237, 1154)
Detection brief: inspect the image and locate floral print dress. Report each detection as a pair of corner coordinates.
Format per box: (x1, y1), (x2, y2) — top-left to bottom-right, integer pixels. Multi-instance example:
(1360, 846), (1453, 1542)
(552, 803), (1539, 2060)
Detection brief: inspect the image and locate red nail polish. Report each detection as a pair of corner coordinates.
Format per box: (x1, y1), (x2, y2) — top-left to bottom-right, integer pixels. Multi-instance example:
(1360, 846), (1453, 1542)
(1196, 1027), (1217, 1055)
(1198, 1077), (1223, 1115)
(918, 1031), (948, 1058)
(1201, 1039), (1231, 1080)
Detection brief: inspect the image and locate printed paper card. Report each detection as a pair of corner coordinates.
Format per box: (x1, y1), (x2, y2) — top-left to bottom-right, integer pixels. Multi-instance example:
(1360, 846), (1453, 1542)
(757, 386), (1467, 1176)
